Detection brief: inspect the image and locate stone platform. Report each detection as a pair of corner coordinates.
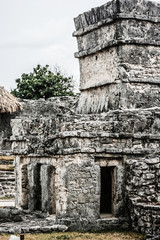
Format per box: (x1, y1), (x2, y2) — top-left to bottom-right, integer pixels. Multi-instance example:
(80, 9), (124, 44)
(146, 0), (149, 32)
(0, 209), (67, 234)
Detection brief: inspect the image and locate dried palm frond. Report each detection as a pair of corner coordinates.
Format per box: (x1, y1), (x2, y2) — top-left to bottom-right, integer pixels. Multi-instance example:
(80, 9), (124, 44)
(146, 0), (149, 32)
(0, 86), (22, 113)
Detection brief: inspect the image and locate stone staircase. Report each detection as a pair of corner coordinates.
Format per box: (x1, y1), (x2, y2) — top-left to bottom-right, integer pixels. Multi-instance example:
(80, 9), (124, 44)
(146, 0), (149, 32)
(0, 156), (15, 198)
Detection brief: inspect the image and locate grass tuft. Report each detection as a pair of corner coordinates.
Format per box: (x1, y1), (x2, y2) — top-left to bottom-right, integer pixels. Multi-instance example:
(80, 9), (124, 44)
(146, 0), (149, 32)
(0, 231), (145, 240)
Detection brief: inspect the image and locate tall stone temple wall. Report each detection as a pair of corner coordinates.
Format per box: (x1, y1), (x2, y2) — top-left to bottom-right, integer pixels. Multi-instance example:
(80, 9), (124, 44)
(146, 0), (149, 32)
(73, 0), (160, 113)
(0, 0), (160, 238)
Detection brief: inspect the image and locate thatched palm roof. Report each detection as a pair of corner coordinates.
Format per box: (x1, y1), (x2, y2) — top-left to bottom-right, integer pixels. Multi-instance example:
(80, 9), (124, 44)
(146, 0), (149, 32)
(0, 87), (22, 113)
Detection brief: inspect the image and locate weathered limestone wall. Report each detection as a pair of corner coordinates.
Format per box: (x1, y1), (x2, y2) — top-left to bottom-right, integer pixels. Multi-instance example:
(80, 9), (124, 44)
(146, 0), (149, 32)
(14, 155), (126, 231)
(74, 0), (160, 113)
(74, 20), (160, 57)
(126, 155), (160, 203)
(0, 156), (15, 198)
(0, 207), (22, 222)
(0, 0), (159, 235)
(74, 0), (160, 34)
(7, 97), (159, 233)
(0, 96), (78, 201)
(0, 114), (16, 198)
(8, 98), (128, 225)
(10, 98), (160, 215)
(0, 92), (159, 229)
(77, 45), (160, 113)
(129, 200), (160, 238)
(11, 106), (160, 156)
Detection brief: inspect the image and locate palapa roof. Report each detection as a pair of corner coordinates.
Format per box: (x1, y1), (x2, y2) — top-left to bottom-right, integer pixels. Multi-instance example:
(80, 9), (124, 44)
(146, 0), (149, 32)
(0, 86), (22, 113)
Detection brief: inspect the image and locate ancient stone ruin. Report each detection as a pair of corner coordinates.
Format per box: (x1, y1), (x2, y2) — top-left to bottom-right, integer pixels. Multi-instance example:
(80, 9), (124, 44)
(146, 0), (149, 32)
(0, 0), (160, 238)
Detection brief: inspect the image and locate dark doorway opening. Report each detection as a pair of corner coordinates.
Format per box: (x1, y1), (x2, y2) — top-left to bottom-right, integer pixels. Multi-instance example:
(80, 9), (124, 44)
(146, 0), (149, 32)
(34, 163), (42, 211)
(100, 167), (113, 214)
(28, 163), (56, 214)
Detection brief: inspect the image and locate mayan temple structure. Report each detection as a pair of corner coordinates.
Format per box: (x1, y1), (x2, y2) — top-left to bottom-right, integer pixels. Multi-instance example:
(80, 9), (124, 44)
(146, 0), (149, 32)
(0, 0), (160, 238)
(74, 0), (160, 113)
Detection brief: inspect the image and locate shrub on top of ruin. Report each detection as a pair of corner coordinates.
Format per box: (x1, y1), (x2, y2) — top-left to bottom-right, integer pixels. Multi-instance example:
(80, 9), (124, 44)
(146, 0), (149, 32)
(11, 64), (74, 100)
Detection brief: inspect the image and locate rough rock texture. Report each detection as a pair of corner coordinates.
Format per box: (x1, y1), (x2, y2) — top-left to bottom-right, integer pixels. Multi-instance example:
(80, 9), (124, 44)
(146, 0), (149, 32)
(0, 207), (22, 222)
(129, 200), (160, 238)
(7, 99), (160, 233)
(126, 155), (160, 203)
(74, 21), (160, 57)
(73, 0), (160, 36)
(0, 171), (15, 198)
(0, 156), (15, 198)
(73, 0), (160, 113)
(0, 208), (68, 234)
(0, 0), (160, 237)
(77, 45), (160, 113)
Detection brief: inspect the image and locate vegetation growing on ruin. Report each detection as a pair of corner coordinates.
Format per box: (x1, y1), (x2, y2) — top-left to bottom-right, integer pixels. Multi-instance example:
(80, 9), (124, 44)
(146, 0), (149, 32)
(11, 64), (74, 100)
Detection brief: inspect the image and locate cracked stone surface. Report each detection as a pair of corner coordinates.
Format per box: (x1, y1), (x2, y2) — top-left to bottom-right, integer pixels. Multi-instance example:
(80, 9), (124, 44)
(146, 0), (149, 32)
(0, 209), (67, 234)
(0, 0), (160, 238)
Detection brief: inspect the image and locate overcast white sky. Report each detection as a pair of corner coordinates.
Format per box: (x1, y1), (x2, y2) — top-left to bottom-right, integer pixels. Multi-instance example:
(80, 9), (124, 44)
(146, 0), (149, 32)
(0, 0), (160, 92)
(0, 0), (108, 92)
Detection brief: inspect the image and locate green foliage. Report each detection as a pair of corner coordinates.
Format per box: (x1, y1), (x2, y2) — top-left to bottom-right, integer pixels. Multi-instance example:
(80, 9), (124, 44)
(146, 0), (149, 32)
(11, 64), (74, 100)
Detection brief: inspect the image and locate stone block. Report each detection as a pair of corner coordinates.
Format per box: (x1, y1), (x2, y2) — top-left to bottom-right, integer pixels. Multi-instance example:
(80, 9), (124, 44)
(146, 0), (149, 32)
(146, 158), (160, 164)
(29, 226), (40, 232)
(0, 209), (11, 219)
(41, 226), (53, 233)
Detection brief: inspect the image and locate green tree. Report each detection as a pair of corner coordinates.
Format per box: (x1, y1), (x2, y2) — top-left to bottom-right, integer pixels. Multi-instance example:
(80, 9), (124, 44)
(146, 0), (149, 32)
(11, 64), (74, 100)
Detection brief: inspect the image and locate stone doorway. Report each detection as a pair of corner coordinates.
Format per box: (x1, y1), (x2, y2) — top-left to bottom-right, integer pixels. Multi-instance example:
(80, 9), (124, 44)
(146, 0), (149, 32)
(95, 156), (124, 218)
(100, 166), (114, 214)
(27, 163), (56, 214)
(34, 163), (42, 211)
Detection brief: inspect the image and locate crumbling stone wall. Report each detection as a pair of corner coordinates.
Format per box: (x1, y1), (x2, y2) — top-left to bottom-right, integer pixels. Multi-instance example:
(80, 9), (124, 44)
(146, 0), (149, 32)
(76, 45), (160, 113)
(73, 0), (160, 113)
(0, 156), (15, 198)
(0, 98), (160, 231)
(11, 101), (160, 221)
(129, 200), (160, 238)
(126, 155), (160, 203)
(0, 207), (22, 222)
(0, 0), (159, 235)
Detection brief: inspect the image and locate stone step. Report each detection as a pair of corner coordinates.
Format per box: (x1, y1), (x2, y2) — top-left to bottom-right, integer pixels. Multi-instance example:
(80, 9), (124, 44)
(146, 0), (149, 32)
(1, 191), (15, 197)
(0, 177), (15, 182)
(0, 224), (68, 234)
(2, 194), (15, 198)
(0, 158), (15, 198)
(2, 181), (15, 185)
(0, 175), (15, 180)
(1, 184), (15, 189)
(0, 184), (5, 197)
(2, 184), (15, 189)
(0, 166), (14, 172)
(0, 171), (15, 176)
(0, 172), (14, 176)
(0, 160), (14, 165)
(0, 156), (14, 162)
(0, 168), (14, 171)
(0, 156), (14, 173)
(0, 192), (15, 198)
